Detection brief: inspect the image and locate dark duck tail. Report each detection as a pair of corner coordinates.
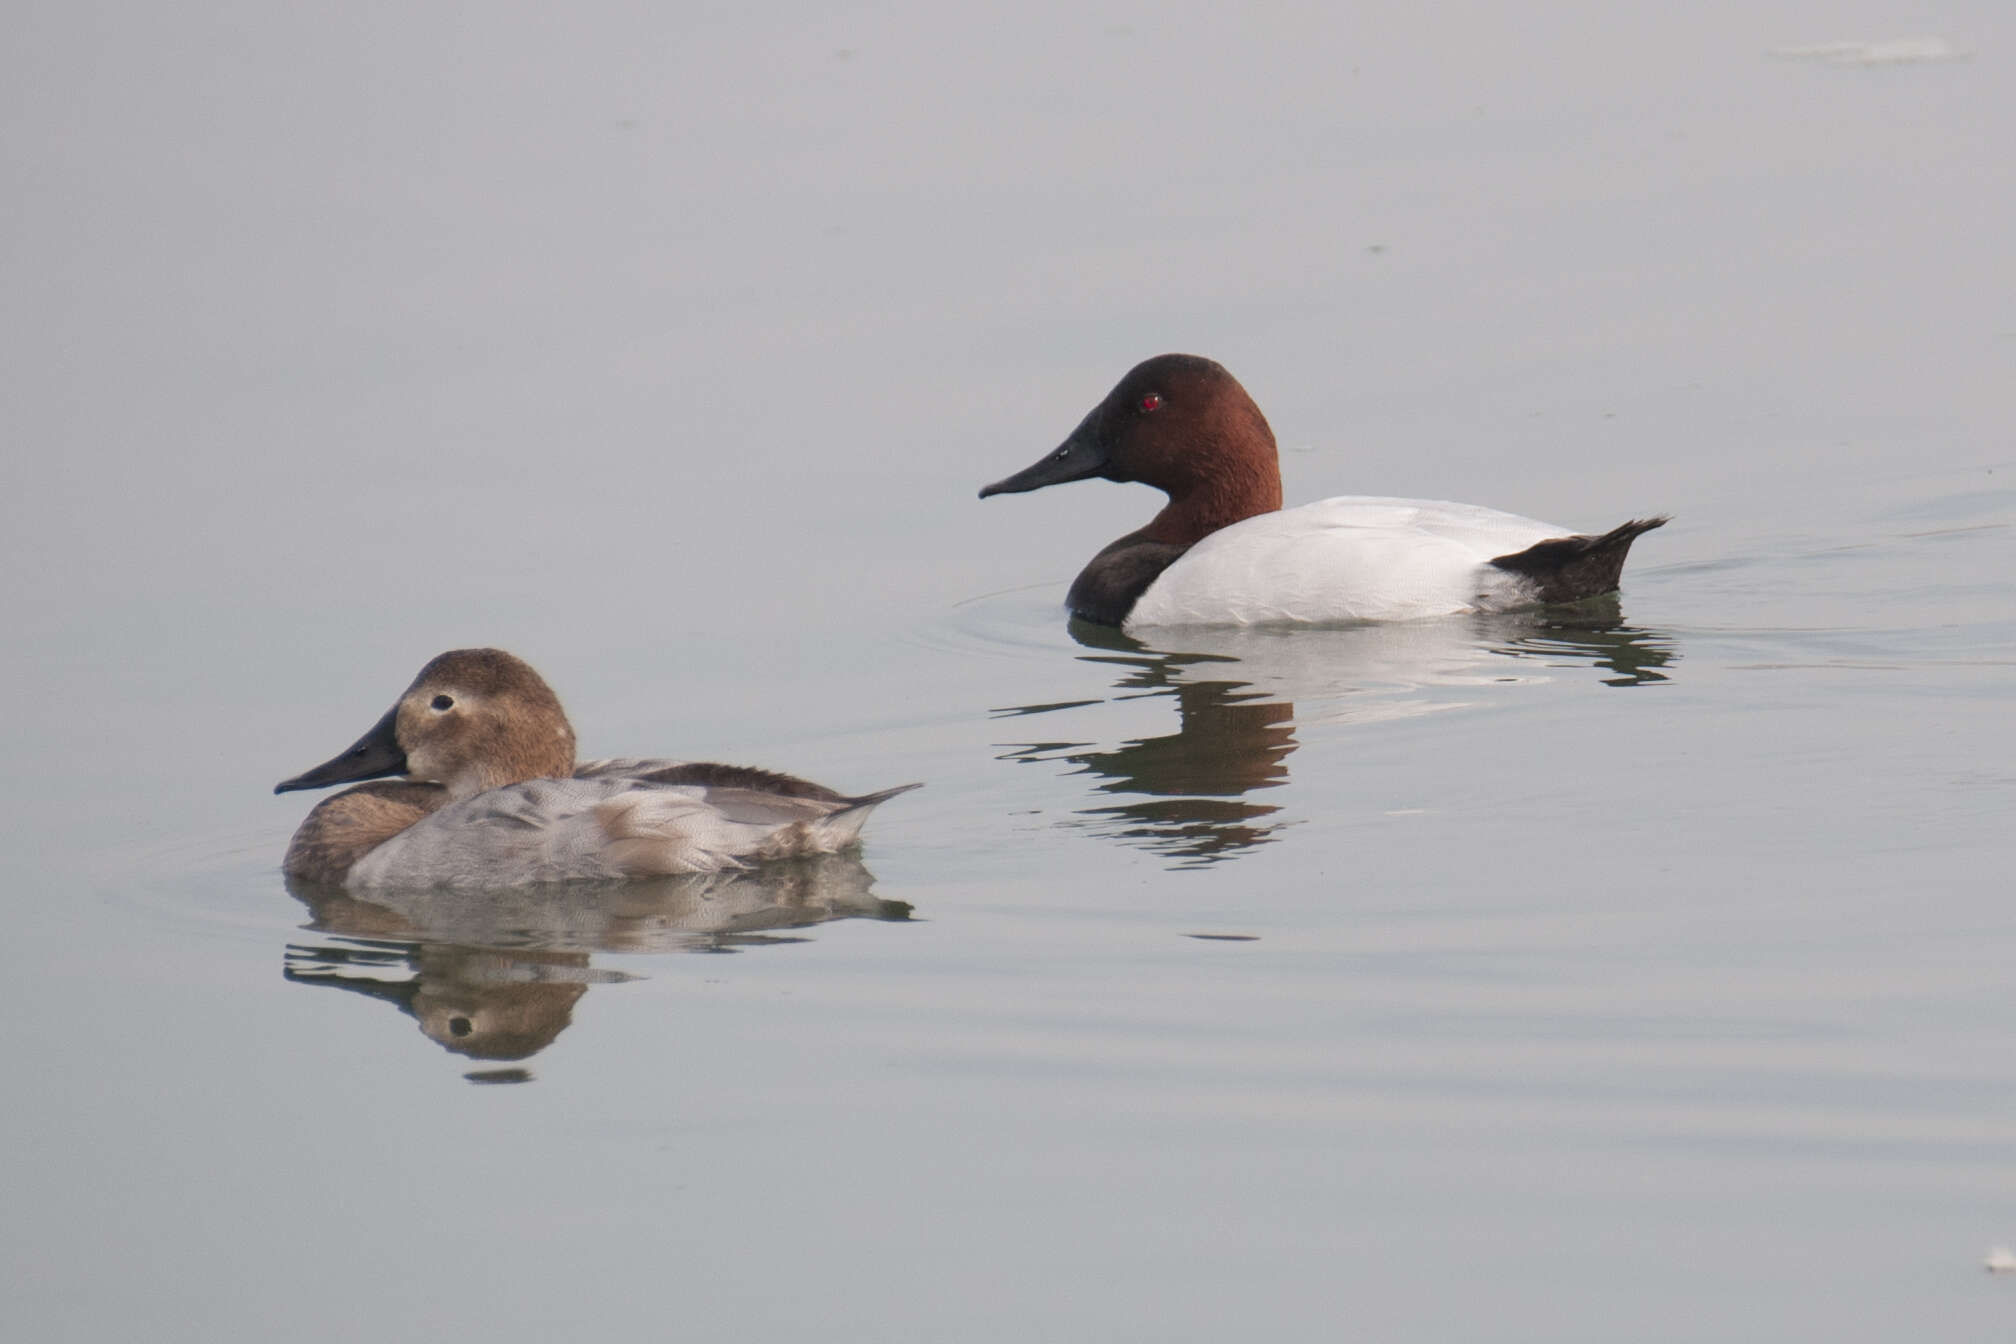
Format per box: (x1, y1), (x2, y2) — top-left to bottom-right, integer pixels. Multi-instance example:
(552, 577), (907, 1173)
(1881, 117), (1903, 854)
(1488, 516), (1669, 605)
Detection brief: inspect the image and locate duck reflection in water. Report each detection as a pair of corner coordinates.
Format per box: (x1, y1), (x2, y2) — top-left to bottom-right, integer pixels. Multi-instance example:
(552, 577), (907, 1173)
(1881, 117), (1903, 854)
(281, 854), (911, 1075)
(998, 641), (1298, 865)
(994, 599), (1676, 866)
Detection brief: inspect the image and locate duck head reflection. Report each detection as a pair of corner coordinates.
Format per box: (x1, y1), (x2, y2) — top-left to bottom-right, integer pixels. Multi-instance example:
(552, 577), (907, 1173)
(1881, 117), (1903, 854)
(281, 855), (913, 1077)
(994, 601), (1676, 867)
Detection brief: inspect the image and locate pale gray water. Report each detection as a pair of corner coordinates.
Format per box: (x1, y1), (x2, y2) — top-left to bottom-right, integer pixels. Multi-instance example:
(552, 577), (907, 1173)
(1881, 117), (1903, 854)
(4, 2), (2014, 1339)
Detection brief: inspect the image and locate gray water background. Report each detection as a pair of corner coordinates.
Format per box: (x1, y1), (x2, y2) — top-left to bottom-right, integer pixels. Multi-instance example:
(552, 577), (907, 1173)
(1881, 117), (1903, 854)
(4, 2), (2013, 1339)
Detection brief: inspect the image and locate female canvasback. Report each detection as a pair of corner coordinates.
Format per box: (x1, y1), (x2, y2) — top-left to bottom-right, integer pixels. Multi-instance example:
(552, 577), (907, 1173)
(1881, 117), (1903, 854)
(980, 354), (1667, 627)
(275, 649), (918, 887)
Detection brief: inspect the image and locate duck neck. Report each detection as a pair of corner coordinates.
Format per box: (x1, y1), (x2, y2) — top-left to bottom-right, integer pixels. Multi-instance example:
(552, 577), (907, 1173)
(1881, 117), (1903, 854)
(1138, 457), (1283, 546)
(443, 730), (576, 802)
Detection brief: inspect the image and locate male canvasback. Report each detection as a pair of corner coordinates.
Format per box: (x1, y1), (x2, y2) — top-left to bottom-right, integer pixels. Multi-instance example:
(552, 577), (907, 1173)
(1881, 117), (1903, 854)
(980, 354), (1667, 627)
(275, 649), (918, 887)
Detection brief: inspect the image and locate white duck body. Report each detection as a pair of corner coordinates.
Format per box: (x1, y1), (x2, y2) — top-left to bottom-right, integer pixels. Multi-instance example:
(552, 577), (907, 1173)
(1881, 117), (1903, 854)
(1125, 496), (1566, 628)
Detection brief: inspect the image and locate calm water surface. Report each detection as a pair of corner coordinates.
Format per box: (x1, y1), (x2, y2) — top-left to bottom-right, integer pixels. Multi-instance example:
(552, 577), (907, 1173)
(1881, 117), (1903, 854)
(5, 3), (2014, 1340)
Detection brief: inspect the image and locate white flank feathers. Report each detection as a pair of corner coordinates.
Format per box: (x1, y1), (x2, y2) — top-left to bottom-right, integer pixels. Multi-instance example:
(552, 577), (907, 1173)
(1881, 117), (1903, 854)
(1125, 496), (1565, 628)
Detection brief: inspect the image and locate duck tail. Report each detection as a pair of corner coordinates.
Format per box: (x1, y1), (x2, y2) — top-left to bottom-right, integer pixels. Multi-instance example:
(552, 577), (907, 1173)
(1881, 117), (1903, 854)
(1489, 516), (1669, 604)
(812, 782), (924, 848)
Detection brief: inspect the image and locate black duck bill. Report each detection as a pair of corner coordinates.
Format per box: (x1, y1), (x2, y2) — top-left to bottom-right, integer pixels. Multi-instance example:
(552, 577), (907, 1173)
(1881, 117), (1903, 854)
(978, 410), (1113, 497)
(274, 705), (408, 794)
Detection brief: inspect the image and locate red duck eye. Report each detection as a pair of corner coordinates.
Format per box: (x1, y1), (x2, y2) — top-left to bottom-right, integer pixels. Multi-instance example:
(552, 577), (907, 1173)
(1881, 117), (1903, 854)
(1138, 394), (1162, 413)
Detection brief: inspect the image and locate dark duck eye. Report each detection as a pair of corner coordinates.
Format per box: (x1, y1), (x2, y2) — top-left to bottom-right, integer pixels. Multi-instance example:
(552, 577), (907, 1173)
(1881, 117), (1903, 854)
(431, 694), (454, 711)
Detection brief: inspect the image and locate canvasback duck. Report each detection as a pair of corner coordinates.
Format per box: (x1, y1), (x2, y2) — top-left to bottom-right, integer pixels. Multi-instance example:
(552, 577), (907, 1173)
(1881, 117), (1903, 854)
(275, 649), (918, 887)
(980, 354), (1667, 627)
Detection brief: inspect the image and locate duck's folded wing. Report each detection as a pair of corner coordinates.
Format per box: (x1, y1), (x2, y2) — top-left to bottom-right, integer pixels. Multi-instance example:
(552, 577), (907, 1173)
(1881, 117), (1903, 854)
(348, 776), (920, 887)
(574, 758), (851, 802)
(595, 781), (919, 875)
(574, 756), (687, 780)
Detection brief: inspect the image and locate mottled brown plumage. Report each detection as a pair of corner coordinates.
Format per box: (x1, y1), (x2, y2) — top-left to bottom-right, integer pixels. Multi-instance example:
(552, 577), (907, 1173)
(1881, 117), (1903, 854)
(283, 781), (446, 882)
(275, 649), (918, 886)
